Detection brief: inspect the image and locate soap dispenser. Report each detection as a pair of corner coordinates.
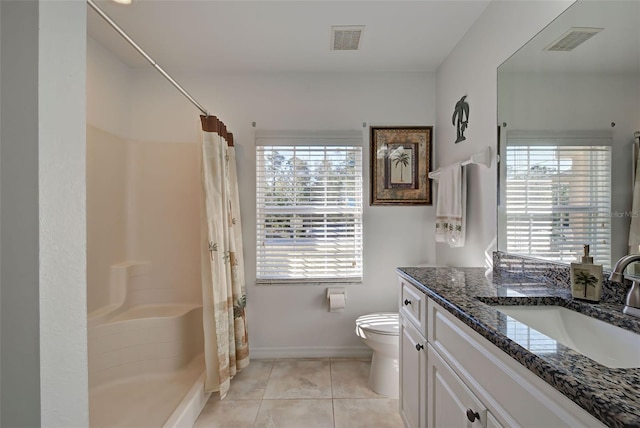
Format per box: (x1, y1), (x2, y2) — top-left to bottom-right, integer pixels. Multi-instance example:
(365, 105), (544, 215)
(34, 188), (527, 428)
(570, 244), (603, 302)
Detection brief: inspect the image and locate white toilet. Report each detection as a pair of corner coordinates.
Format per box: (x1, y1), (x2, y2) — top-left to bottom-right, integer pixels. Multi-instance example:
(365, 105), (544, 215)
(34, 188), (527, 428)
(355, 312), (399, 397)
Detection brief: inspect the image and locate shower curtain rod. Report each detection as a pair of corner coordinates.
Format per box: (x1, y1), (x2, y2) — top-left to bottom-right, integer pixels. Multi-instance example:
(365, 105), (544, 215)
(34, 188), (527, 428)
(87, 0), (211, 117)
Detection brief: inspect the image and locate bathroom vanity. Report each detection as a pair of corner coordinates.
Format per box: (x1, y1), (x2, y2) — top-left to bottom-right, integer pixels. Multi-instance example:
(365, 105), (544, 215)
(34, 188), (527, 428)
(397, 266), (640, 428)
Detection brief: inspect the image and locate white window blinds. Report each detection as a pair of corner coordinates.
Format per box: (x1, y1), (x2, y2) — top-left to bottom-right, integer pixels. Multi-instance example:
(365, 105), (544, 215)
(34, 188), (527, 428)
(256, 132), (363, 285)
(504, 131), (612, 266)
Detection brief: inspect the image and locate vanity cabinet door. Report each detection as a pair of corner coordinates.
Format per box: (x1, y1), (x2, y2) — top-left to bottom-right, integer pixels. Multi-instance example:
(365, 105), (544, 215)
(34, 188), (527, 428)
(427, 345), (487, 428)
(400, 316), (426, 428)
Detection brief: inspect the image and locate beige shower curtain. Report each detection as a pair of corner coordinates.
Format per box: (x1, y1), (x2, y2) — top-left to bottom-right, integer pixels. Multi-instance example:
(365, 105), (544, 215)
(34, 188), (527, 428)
(200, 115), (249, 398)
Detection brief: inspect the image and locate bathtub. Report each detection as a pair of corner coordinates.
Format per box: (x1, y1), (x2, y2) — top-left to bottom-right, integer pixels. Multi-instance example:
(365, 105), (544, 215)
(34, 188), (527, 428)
(88, 303), (209, 427)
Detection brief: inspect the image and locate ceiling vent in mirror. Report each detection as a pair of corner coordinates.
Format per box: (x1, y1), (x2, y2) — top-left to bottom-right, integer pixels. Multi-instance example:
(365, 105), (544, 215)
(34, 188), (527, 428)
(544, 27), (604, 52)
(331, 26), (365, 51)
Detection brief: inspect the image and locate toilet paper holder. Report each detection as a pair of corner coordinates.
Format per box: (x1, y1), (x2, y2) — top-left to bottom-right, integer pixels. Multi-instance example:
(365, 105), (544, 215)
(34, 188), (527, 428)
(327, 287), (346, 312)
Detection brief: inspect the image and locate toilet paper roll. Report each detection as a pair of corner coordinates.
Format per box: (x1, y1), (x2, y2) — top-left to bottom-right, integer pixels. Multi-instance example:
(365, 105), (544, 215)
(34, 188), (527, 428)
(329, 293), (345, 312)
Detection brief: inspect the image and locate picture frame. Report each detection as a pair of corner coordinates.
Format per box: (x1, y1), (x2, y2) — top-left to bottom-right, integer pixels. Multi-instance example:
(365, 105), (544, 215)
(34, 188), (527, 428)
(370, 126), (433, 205)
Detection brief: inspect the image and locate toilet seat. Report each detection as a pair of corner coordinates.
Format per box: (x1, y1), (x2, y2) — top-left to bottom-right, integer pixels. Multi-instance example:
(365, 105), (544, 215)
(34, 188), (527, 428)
(355, 312), (399, 336)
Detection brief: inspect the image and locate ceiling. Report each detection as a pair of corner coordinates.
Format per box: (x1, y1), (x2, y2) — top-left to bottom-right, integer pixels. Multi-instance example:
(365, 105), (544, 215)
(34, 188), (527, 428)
(87, 0), (491, 73)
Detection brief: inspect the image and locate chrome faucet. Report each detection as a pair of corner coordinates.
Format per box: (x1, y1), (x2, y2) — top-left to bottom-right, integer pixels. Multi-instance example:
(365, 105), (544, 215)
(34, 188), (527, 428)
(608, 254), (640, 318)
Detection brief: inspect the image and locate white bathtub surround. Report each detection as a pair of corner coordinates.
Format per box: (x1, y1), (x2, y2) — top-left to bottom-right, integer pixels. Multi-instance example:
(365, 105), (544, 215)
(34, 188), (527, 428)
(86, 124), (208, 425)
(87, 262), (152, 329)
(88, 302), (205, 427)
(200, 116), (250, 398)
(90, 355), (205, 428)
(163, 370), (212, 428)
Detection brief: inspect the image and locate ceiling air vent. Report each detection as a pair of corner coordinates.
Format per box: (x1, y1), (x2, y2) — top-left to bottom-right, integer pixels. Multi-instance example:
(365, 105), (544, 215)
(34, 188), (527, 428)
(331, 26), (365, 51)
(544, 27), (604, 52)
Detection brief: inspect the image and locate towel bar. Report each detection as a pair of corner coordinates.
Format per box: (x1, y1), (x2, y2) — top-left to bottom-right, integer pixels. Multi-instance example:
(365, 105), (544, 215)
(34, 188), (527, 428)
(428, 147), (491, 179)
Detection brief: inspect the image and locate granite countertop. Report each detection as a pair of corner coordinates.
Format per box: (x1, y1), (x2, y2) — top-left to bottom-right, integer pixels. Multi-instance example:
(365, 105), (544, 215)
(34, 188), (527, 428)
(396, 266), (640, 428)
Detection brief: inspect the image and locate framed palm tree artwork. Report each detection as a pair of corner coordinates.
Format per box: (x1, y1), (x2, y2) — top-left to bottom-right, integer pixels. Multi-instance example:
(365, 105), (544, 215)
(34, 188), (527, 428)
(370, 126), (433, 205)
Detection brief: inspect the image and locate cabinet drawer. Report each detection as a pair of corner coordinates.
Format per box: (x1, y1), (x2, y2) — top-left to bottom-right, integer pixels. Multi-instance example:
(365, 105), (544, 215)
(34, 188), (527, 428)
(399, 279), (426, 335)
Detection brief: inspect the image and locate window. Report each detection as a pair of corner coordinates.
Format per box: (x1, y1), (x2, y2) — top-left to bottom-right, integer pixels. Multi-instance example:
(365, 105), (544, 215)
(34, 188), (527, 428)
(256, 131), (363, 285)
(501, 131), (611, 266)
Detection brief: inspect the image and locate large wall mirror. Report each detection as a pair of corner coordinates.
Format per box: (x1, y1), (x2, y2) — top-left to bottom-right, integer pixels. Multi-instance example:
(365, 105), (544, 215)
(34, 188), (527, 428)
(497, 0), (640, 270)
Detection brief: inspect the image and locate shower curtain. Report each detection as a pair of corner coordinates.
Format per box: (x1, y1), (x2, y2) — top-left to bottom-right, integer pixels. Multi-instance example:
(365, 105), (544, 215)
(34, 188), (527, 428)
(200, 115), (249, 398)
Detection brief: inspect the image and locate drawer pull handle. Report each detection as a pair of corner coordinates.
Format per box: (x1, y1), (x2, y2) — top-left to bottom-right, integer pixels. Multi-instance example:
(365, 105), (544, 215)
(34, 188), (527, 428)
(415, 343), (424, 351)
(466, 409), (480, 423)
(404, 299), (412, 306)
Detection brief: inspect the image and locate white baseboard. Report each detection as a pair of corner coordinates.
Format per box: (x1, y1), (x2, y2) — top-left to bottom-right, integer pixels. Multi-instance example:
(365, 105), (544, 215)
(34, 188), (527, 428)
(250, 346), (372, 360)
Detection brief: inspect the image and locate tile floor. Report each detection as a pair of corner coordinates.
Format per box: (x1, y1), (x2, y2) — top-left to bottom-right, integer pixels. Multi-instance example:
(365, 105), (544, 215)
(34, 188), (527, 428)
(193, 358), (404, 428)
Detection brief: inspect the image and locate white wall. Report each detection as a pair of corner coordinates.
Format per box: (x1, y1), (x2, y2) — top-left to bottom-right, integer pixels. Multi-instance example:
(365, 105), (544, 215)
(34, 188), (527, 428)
(434, 0), (575, 267)
(38, 1), (88, 425)
(127, 69), (436, 355)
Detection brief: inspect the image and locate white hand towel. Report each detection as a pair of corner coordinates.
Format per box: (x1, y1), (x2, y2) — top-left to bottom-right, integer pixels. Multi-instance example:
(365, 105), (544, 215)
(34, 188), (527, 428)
(435, 162), (466, 248)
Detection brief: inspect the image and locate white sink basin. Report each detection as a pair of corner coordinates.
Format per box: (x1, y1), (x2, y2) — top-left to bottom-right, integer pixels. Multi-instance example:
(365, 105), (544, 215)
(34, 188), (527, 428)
(494, 305), (640, 368)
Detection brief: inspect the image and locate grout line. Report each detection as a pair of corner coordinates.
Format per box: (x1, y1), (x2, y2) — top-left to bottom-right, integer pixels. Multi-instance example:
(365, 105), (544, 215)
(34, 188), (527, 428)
(329, 359), (335, 399)
(259, 360), (275, 401)
(329, 360), (336, 428)
(252, 399), (264, 427)
(332, 398), (337, 428)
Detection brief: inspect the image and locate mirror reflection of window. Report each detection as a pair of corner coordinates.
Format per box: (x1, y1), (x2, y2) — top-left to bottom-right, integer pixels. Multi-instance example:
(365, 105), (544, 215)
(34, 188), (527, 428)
(499, 131), (612, 267)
